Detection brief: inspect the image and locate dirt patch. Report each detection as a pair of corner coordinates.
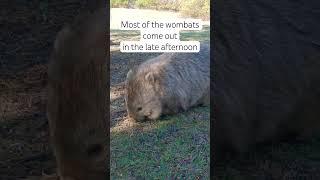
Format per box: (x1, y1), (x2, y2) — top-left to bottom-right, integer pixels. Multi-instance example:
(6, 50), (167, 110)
(0, 64), (54, 179)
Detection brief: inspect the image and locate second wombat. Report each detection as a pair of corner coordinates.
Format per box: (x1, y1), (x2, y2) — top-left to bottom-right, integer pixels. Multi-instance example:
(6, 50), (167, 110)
(47, 7), (108, 180)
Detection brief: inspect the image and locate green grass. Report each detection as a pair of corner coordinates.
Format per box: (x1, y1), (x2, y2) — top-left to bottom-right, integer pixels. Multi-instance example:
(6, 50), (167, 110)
(111, 107), (210, 179)
(180, 26), (210, 42)
(110, 25), (210, 43)
(213, 135), (320, 179)
(111, 0), (210, 19)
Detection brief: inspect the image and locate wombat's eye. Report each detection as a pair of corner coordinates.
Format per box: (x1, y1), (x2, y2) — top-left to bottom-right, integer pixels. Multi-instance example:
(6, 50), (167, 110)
(137, 107), (142, 111)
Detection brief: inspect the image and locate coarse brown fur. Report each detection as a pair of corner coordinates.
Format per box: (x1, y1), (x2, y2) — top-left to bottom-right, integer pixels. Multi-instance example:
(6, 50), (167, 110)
(47, 6), (108, 180)
(213, 0), (320, 159)
(125, 43), (210, 121)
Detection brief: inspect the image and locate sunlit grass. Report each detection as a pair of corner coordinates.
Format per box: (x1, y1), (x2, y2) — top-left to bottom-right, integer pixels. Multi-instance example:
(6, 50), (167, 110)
(111, 107), (210, 179)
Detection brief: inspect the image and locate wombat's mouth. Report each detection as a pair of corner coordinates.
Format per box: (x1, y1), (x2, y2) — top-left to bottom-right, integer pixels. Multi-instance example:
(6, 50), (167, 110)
(134, 115), (152, 122)
(133, 114), (164, 122)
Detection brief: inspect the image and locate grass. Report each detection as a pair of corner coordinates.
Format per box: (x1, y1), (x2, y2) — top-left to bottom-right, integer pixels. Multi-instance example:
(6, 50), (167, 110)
(110, 25), (210, 46)
(111, 0), (210, 20)
(180, 26), (210, 42)
(111, 107), (210, 179)
(213, 134), (320, 179)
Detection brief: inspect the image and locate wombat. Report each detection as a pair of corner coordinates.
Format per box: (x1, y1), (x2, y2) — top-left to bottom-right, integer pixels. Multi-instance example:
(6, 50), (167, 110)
(213, 0), (320, 158)
(125, 43), (210, 121)
(47, 6), (108, 180)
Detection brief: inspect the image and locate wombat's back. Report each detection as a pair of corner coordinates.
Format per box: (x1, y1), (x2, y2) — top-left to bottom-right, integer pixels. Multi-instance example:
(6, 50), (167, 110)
(162, 43), (210, 109)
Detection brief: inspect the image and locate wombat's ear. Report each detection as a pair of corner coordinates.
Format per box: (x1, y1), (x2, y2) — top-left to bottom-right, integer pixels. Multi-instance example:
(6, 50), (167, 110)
(53, 26), (72, 52)
(145, 72), (156, 83)
(126, 69), (133, 80)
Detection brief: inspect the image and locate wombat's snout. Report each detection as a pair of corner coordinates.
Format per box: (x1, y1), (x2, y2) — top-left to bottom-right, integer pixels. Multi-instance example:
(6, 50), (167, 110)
(132, 113), (151, 122)
(135, 116), (152, 122)
(129, 107), (158, 122)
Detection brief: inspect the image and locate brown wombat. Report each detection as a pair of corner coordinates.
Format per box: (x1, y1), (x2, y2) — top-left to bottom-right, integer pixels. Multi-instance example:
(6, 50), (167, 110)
(125, 43), (210, 121)
(47, 7), (108, 180)
(213, 0), (320, 158)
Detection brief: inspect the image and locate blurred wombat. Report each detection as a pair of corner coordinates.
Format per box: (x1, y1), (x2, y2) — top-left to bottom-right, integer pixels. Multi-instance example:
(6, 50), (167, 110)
(47, 6), (108, 180)
(125, 43), (210, 121)
(213, 0), (320, 159)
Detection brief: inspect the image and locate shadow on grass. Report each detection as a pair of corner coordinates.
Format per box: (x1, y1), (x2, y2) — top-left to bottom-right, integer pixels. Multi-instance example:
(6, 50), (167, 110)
(214, 137), (320, 179)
